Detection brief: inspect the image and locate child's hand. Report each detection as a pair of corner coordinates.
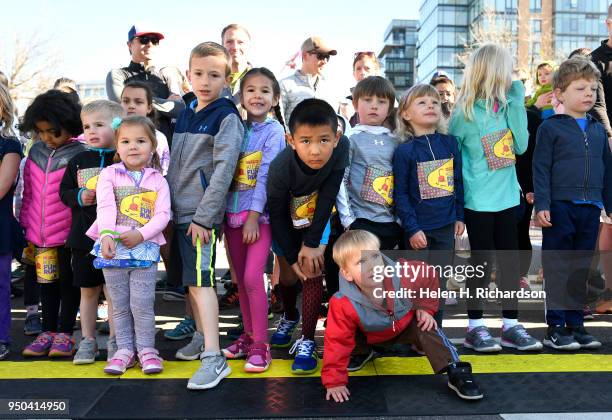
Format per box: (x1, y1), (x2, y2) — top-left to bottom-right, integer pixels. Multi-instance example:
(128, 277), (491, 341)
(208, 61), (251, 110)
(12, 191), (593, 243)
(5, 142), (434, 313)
(119, 230), (144, 248)
(416, 309), (437, 331)
(101, 236), (116, 259)
(187, 223), (211, 246)
(80, 189), (96, 206)
(326, 385), (350, 403)
(298, 244), (325, 278)
(409, 231), (427, 250)
(535, 92), (553, 109)
(242, 212), (260, 245)
(454, 221), (465, 237)
(526, 192), (534, 204)
(536, 210), (552, 227)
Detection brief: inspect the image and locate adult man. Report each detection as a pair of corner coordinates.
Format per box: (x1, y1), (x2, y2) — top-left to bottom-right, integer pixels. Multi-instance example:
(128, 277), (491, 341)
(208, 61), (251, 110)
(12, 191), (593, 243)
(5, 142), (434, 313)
(591, 5), (612, 138)
(221, 24), (252, 104)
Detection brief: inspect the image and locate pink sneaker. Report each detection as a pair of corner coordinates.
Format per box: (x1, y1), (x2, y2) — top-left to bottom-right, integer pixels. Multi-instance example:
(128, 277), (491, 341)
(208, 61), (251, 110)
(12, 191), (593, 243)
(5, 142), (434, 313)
(104, 349), (136, 375)
(222, 333), (253, 359)
(138, 348), (163, 374)
(244, 342), (271, 373)
(22, 332), (55, 357)
(48, 333), (76, 358)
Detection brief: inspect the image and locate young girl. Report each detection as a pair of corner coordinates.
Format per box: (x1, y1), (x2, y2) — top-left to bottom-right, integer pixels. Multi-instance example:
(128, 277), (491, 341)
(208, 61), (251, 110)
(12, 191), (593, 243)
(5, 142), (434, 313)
(448, 44), (541, 352)
(120, 81), (170, 175)
(86, 115), (170, 375)
(20, 90), (86, 358)
(0, 84), (26, 360)
(221, 68), (285, 372)
(393, 84), (465, 326)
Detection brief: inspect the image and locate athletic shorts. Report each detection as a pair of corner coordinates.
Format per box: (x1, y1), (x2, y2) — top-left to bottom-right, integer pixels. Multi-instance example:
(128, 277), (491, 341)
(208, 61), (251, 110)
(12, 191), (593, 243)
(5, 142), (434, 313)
(272, 219), (331, 257)
(71, 248), (105, 288)
(176, 224), (218, 287)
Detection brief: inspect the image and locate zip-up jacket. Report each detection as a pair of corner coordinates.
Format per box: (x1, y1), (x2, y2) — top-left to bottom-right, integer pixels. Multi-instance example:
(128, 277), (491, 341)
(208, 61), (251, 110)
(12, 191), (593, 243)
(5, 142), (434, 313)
(279, 70), (338, 126)
(533, 114), (612, 214)
(19, 140), (85, 247)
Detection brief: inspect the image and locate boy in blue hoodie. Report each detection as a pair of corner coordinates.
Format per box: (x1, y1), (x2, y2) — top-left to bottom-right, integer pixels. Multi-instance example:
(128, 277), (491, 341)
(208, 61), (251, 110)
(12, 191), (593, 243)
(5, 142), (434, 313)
(534, 57), (612, 350)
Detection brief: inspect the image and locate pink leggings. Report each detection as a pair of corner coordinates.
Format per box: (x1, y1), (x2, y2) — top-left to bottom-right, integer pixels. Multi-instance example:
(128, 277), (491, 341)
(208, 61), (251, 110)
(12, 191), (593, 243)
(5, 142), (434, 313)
(224, 223), (271, 343)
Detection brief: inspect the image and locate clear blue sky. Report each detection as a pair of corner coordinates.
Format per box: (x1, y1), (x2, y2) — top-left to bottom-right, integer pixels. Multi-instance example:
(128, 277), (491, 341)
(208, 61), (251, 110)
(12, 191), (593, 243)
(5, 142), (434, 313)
(3, 0), (419, 97)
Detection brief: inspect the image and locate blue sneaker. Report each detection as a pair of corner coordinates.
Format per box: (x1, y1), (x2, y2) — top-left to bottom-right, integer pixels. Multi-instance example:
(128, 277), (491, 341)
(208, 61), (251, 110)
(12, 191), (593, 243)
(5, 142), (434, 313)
(164, 317), (196, 341)
(270, 312), (300, 348)
(289, 336), (318, 374)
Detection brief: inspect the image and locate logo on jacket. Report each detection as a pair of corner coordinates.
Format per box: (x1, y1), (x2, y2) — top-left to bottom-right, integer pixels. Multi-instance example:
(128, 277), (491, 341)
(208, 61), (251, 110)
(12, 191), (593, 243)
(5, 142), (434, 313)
(374, 139), (385, 146)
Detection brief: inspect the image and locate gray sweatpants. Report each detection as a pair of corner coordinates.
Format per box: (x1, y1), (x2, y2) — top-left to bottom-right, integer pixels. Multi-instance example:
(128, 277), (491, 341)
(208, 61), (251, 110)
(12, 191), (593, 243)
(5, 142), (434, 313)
(103, 266), (157, 352)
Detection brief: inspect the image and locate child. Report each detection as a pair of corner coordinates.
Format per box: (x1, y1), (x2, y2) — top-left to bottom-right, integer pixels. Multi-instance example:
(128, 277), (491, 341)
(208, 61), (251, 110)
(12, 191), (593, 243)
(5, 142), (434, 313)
(448, 44), (542, 353)
(20, 90), (86, 358)
(221, 68), (285, 372)
(0, 84), (26, 360)
(86, 115), (170, 374)
(526, 61), (556, 120)
(533, 57), (612, 350)
(323, 230), (482, 402)
(266, 98), (349, 374)
(430, 74), (456, 120)
(393, 84), (465, 325)
(120, 81), (170, 174)
(338, 76), (402, 250)
(60, 100), (124, 364)
(166, 42), (244, 389)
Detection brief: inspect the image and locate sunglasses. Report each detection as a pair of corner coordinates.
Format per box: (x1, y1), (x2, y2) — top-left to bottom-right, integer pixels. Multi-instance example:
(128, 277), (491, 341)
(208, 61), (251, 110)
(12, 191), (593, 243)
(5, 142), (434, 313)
(136, 36), (160, 45)
(354, 51), (376, 58)
(309, 51), (330, 61)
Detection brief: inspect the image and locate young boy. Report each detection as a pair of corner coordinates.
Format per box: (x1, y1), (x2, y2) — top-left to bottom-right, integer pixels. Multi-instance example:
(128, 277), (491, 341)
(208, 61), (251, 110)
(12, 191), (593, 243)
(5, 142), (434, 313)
(534, 57), (612, 350)
(166, 42), (244, 389)
(60, 100), (124, 364)
(266, 98), (349, 374)
(323, 230), (483, 402)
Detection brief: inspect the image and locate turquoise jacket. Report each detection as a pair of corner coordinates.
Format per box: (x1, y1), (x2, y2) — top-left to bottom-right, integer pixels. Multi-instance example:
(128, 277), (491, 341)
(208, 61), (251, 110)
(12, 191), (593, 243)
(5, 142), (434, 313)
(448, 80), (528, 212)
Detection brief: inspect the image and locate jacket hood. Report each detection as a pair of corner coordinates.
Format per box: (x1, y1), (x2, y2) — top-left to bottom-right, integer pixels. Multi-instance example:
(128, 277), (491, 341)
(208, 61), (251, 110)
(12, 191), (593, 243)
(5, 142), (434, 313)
(248, 117), (281, 133)
(596, 39), (612, 57)
(189, 97), (240, 117)
(545, 113), (597, 123)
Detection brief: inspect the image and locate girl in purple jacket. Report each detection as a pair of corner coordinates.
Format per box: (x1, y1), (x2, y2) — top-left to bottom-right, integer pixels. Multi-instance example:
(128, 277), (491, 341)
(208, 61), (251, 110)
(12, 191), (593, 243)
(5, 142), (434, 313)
(221, 68), (285, 372)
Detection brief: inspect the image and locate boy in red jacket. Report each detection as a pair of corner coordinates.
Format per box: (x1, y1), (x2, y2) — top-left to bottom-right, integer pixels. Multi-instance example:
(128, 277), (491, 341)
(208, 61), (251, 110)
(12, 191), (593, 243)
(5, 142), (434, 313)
(323, 230), (483, 401)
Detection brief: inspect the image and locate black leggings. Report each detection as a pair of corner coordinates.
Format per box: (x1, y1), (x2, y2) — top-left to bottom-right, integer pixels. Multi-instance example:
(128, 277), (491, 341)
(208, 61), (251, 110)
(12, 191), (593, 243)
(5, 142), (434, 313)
(517, 201), (534, 278)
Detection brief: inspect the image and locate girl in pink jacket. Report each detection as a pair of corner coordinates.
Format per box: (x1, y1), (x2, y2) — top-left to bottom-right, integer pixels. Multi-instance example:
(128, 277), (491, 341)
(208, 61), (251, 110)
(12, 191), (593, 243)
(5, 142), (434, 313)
(86, 116), (170, 375)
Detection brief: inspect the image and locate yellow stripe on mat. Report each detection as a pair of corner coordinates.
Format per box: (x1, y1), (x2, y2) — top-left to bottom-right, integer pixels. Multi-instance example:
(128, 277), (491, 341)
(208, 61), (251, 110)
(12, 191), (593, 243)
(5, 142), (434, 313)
(1, 354), (611, 380)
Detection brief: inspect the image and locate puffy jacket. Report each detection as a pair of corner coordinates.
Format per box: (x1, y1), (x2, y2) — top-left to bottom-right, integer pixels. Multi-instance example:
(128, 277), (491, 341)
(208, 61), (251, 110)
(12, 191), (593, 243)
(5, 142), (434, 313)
(19, 140), (86, 247)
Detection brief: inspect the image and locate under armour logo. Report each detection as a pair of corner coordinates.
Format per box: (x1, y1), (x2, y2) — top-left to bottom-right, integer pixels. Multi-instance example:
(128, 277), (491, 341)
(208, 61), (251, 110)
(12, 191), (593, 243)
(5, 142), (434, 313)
(199, 124), (208, 132)
(374, 139), (384, 146)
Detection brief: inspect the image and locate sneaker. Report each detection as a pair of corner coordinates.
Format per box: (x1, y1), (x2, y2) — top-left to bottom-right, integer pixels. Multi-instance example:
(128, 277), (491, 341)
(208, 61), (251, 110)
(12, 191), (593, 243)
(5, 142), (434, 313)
(164, 317), (196, 341)
(97, 320), (110, 335)
(22, 332), (55, 357)
(176, 331), (204, 360)
(0, 343), (9, 360)
(104, 349), (136, 375)
(244, 342), (272, 373)
(106, 336), (118, 361)
(463, 326), (502, 353)
(187, 351), (231, 390)
(270, 312), (300, 348)
(138, 348), (164, 374)
(289, 336), (318, 374)
(347, 348), (377, 372)
(519, 277), (531, 291)
(543, 326), (581, 350)
(583, 307), (594, 320)
(500, 324), (543, 351)
(73, 337), (99, 364)
(227, 321), (245, 341)
(218, 284), (239, 309)
(23, 314), (42, 336)
(568, 326), (602, 349)
(163, 286), (186, 302)
(447, 362), (483, 400)
(48, 333), (76, 357)
(222, 333), (253, 359)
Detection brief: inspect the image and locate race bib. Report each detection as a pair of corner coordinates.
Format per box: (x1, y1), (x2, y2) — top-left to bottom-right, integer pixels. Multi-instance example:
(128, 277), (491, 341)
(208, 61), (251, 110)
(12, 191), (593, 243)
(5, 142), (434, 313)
(114, 186), (157, 227)
(77, 167), (102, 190)
(290, 192), (318, 229)
(231, 151), (262, 191)
(481, 129), (515, 170)
(35, 247), (59, 284)
(417, 158), (454, 200)
(360, 166), (394, 206)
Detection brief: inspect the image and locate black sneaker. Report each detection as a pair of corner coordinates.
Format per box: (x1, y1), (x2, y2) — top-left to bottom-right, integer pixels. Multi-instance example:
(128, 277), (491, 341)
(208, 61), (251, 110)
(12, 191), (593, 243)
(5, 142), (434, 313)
(568, 326), (602, 349)
(447, 362), (483, 400)
(0, 343), (9, 360)
(347, 349), (377, 372)
(543, 326), (580, 350)
(219, 284), (239, 309)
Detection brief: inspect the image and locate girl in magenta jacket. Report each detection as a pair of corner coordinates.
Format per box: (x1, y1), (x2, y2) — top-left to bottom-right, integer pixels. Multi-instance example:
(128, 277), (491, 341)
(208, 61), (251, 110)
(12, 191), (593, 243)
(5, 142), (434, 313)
(86, 116), (170, 375)
(20, 90), (86, 359)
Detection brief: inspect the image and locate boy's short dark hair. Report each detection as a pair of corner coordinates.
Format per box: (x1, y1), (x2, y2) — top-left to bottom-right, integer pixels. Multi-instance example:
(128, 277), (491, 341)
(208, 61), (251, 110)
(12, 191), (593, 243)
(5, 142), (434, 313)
(553, 57), (601, 92)
(189, 42), (231, 76)
(22, 89), (83, 137)
(430, 75), (454, 88)
(352, 76), (396, 106)
(288, 98), (338, 135)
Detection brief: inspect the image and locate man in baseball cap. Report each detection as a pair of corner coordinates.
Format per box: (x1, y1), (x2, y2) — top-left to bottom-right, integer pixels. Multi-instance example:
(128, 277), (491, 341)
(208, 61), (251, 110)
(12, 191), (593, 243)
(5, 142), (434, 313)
(127, 24), (165, 42)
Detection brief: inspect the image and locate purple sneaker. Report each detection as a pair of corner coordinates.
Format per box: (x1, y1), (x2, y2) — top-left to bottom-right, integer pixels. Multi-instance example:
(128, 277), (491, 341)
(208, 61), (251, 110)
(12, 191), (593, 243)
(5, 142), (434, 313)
(105, 349), (136, 375)
(48, 333), (76, 358)
(22, 332), (55, 357)
(222, 333), (253, 359)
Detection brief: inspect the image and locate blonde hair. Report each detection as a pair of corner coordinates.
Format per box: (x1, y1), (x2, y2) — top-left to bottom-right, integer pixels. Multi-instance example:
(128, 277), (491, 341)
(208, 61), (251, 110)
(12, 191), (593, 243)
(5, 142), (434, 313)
(456, 44), (513, 121)
(81, 99), (124, 121)
(113, 115), (161, 171)
(0, 83), (15, 137)
(332, 230), (381, 269)
(553, 57), (600, 92)
(395, 84), (446, 140)
(189, 42), (231, 76)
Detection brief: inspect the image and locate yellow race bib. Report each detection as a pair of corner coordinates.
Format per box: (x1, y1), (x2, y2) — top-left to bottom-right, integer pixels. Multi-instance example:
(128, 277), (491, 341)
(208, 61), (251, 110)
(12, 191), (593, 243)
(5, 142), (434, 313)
(119, 191), (157, 226)
(231, 151), (263, 191)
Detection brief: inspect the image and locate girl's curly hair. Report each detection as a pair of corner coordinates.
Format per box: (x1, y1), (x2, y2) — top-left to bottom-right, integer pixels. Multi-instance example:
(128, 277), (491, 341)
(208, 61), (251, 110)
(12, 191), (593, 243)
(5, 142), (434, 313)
(22, 89), (83, 137)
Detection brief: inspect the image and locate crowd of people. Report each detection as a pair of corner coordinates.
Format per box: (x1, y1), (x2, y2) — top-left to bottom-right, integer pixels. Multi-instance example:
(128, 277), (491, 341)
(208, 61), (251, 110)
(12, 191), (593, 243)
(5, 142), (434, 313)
(1, 12), (612, 404)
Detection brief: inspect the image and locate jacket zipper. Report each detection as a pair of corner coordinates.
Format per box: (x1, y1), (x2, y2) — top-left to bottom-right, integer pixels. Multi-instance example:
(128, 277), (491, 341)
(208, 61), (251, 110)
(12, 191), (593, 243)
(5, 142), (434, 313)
(232, 127), (252, 213)
(583, 130), (589, 201)
(40, 150), (56, 246)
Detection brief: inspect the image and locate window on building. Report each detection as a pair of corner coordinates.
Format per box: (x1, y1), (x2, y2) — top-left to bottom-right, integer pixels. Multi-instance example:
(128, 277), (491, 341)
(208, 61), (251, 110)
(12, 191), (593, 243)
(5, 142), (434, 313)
(530, 0), (542, 12)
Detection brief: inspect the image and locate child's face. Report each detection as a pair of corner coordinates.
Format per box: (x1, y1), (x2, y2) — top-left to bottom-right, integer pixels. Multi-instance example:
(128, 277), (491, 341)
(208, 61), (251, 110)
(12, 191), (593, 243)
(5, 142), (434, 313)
(400, 95), (441, 132)
(241, 74), (278, 123)
(341, 249), (384, 291)
(353, 58), (379, 83)
(121, 87), (152, 117)
(116, 124), (154, 171)
(355, 95), (390, 126)
(287, 124), (340, 170)
(35, 121), (71, 149)
(81, 111), (115, 149)
(537, 67), (553, 86)
(435, 82), (455, 105)
(555, 77), (598, 116)
(187, 55), (230, 110)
